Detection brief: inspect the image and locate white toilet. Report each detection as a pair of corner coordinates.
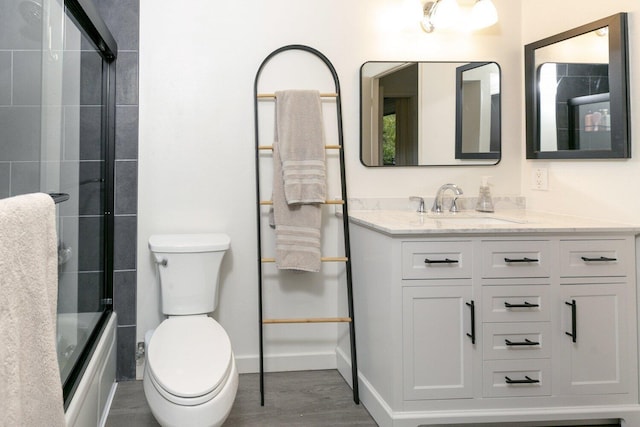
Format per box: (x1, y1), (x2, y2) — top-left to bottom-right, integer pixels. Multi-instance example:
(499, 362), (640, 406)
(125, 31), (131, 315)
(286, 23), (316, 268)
(144, 233), (238, 427)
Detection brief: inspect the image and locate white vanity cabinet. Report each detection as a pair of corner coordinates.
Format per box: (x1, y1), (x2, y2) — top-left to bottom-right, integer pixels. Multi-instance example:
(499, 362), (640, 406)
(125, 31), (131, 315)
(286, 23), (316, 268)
(555, 239), (634, 397)
(401, 240), (474, 400)
(346, 220), (640, 427)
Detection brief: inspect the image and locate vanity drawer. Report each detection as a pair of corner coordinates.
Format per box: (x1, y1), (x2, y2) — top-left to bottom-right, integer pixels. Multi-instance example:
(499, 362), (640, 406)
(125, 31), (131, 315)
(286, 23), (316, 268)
(402, 241), (473, 280)
(481, 240), (552, 278)
(482, 285), (550, 322)
(559, 239), (630, 278)
(483, 322), (551, 360)
(483, 359), (551, 398)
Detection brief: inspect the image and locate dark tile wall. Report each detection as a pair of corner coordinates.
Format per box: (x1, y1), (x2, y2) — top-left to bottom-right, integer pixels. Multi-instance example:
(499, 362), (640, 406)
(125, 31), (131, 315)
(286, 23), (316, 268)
(0, 3), (42, 193)
(1, 0), (139, 381)
(554, 63), (609, 150)
(94, 0), (140, 381)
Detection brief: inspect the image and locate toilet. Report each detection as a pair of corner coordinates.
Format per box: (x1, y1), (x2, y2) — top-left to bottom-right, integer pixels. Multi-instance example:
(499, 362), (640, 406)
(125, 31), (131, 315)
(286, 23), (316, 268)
(144, 233), (238, 427)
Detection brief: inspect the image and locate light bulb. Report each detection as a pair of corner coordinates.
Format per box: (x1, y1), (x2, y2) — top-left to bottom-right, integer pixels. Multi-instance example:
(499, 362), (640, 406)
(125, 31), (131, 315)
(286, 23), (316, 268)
(430, 0), (461, 29)
(470, 0), (498, 30)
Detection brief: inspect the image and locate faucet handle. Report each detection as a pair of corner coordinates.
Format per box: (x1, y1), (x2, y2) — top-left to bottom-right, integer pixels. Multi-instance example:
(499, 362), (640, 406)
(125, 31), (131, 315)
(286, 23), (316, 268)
(409, 196), (426, 213)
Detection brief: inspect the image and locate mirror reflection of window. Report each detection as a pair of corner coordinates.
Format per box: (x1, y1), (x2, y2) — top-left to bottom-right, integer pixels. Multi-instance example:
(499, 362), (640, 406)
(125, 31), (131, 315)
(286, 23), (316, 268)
(378, 64), (418, 166)
(360, 61), (501, 167)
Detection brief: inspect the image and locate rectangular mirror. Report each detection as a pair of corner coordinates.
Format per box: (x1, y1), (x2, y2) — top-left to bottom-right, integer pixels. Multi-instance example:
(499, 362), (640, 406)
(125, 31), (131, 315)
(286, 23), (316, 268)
(360, 61), (501, 167)
(525, 13), (629, 159)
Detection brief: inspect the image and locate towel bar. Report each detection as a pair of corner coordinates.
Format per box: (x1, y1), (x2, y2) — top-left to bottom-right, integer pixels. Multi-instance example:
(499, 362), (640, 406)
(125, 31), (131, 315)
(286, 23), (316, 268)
(258, 144), (342, 150)
(259, 199), (344, 205)
(257, 92), (337, 99)
(263, 317), (351, 324)
(261, 256), (348, 263)
(49, 193), (70, 204)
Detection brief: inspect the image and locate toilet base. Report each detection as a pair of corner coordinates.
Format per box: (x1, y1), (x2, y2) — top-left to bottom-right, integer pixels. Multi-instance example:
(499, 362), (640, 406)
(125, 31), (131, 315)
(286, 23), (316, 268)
(143, 356), (238, 427)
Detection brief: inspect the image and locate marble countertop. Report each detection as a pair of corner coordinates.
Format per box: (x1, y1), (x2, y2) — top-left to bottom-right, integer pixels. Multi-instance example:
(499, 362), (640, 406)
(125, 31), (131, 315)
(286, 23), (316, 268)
(346, 209), (640, 236)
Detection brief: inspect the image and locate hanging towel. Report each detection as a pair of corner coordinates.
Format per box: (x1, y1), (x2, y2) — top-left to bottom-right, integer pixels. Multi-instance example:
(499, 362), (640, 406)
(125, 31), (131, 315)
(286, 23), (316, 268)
(0, 193), (65, 427)
(275, 90), (327, 204)
(272, 90), (327, 272)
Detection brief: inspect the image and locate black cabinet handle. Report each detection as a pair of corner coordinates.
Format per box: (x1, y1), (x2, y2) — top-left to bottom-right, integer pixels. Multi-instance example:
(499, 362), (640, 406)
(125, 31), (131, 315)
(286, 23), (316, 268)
(466, 301), (475, 344)
(581, 256), (617, 262)
(565, 299), (577, 343)
(424, 258), (459, 264)
(505, 376), (540, 385)
(504, 257), (539, 263)
(504, 301), (539, 309)
(505, 338), (540, 346)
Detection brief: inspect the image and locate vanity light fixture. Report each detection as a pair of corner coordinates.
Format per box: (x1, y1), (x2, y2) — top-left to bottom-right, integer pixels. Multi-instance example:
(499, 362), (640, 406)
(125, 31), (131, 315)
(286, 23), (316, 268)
(470, 0), (498, 30)
(421, 0), (498, 33)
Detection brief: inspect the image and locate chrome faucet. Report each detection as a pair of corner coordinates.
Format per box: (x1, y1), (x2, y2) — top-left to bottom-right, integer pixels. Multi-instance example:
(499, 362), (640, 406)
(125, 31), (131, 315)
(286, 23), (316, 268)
(431, 183), (463, 214)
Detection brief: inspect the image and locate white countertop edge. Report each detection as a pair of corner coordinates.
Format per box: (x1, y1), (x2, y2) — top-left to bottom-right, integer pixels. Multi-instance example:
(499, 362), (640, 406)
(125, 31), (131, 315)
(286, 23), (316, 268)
(345, 209), (640, 236)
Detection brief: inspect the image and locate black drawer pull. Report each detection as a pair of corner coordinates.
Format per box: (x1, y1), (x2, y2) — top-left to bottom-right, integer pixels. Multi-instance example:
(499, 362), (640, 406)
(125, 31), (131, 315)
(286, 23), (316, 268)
(505, 376), (540, 385)
(505, 338), (540, 347)
(565, 300), (577, 343)
(466, 301), (476, 344)
(504, 301), (539, 309)
(581, 256), (617, 262)
(504, 257), (539, 263)
(424, 258), (459, 264)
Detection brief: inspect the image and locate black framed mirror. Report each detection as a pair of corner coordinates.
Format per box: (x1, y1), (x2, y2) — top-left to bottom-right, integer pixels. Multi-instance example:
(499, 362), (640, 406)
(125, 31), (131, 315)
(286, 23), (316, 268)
(455, 62), (501, 160)
(360, 61), (501, 166)
(525, 13), (630, 159)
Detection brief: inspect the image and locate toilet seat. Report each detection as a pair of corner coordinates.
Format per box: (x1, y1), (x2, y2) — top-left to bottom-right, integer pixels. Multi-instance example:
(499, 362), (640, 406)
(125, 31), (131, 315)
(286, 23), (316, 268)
(147, 316), (232, 406)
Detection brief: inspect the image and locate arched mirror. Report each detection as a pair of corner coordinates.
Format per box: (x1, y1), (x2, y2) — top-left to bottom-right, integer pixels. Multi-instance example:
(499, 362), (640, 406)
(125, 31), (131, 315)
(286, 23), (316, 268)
(525, 13), (630, 159)
(360, 61), (501, 166)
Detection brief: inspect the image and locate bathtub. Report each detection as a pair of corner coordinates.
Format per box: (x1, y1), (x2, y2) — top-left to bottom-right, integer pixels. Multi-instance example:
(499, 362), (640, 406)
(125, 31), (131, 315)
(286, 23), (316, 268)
(63, 312), (117, 427)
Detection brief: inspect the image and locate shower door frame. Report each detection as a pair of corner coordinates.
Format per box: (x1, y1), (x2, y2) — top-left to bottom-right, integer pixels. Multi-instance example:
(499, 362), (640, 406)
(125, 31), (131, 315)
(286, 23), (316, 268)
(59, 0), (117, 408)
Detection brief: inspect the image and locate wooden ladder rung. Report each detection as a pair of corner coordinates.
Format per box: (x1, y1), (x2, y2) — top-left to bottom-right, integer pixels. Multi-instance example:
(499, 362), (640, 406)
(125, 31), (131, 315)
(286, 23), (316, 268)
(263, 317), (352, 324)
(258, 144), (342, 150)
(260, 199), (344, 205)
(257, 92), (338, 99)
(261, 256), (348, 263)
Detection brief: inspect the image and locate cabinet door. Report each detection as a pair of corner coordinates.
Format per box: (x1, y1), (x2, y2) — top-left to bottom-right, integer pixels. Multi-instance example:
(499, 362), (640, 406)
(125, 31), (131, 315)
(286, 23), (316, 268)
(403, 286), (474, 400)
(557, 283), (628, 395)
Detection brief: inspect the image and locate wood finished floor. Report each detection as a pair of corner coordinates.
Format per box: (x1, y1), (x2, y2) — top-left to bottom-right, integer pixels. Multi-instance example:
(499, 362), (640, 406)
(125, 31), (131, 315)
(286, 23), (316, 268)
(105, 369), (377, 426)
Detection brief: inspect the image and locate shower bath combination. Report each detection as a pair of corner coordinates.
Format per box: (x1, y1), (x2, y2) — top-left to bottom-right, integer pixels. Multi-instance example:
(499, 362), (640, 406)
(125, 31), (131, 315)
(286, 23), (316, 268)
(1, 0), (119, 421)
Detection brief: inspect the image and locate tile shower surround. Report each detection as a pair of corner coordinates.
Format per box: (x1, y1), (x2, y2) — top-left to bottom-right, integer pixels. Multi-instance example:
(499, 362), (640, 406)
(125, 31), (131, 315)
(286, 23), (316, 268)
(0, 0), (139, 380)
(95, 0), (140, 381)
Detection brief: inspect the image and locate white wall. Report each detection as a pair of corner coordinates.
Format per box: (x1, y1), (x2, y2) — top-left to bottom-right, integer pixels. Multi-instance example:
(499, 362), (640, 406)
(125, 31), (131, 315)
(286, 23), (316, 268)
(521, 1), (640, 223)
(137, 0), (524, 374)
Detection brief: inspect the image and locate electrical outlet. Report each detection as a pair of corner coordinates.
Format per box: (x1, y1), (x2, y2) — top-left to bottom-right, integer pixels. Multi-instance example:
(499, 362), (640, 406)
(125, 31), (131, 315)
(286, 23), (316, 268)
(531, 168), (548, 190)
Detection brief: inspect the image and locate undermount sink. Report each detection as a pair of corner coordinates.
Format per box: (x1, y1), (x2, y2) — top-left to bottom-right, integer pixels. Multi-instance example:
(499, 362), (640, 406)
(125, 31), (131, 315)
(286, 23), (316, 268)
(429, 216), (524, 225)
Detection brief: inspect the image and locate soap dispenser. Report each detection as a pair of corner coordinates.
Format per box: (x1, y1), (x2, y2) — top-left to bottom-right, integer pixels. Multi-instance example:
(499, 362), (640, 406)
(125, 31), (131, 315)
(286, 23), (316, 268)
(475, 176), (494, 213)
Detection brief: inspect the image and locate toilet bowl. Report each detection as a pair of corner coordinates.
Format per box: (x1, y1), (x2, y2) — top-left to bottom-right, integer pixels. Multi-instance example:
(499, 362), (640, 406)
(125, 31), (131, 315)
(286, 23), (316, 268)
(143, 316), (238, 427)
(144, 233), (238, 427)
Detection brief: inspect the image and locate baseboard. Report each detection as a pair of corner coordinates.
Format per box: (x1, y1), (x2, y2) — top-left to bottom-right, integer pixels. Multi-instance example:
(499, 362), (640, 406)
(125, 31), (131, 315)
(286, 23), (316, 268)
(234, 351), (338, 374)
(336, 345), (394, 427)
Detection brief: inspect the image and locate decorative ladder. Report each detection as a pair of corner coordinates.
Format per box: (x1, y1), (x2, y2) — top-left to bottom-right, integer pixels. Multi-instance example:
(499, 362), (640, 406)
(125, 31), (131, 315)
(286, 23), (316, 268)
(253, 44), (359, 406)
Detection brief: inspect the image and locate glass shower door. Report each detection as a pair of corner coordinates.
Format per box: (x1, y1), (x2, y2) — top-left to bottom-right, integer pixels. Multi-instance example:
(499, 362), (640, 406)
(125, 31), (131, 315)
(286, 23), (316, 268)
(41, 0), (109, 386)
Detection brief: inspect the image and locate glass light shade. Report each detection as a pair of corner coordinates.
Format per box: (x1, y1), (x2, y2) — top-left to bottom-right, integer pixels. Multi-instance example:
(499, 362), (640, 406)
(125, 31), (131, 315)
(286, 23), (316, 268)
(470, 0), (498, 30)
(430, 0), (461, 29)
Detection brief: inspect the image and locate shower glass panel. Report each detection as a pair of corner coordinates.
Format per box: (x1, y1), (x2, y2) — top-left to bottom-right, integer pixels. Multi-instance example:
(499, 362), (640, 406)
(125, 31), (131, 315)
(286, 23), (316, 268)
(49, 3), (108, 385)
(1, 0), (116, 404)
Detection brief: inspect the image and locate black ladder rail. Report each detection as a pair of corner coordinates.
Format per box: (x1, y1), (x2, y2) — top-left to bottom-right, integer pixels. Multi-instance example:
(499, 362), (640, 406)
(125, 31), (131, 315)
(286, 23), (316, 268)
(253, 44), (359, 406)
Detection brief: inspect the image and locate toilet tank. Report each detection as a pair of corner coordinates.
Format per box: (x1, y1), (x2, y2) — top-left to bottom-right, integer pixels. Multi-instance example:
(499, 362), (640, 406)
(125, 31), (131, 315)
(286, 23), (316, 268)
(148, 233), (230, 316)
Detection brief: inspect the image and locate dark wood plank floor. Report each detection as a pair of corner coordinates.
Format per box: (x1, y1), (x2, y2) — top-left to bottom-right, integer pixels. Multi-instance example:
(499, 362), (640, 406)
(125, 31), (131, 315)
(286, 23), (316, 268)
(105, 369), (377, 426)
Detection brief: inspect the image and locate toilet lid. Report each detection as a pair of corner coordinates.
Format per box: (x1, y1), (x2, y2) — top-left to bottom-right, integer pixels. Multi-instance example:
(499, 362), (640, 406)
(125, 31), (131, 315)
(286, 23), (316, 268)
(147, 316), (232, 399)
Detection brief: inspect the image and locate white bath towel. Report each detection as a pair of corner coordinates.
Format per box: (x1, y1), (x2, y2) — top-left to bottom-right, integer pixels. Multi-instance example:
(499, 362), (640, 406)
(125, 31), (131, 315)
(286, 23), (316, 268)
(0, 193), (65, 427)
(272, 90), (327, 272)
